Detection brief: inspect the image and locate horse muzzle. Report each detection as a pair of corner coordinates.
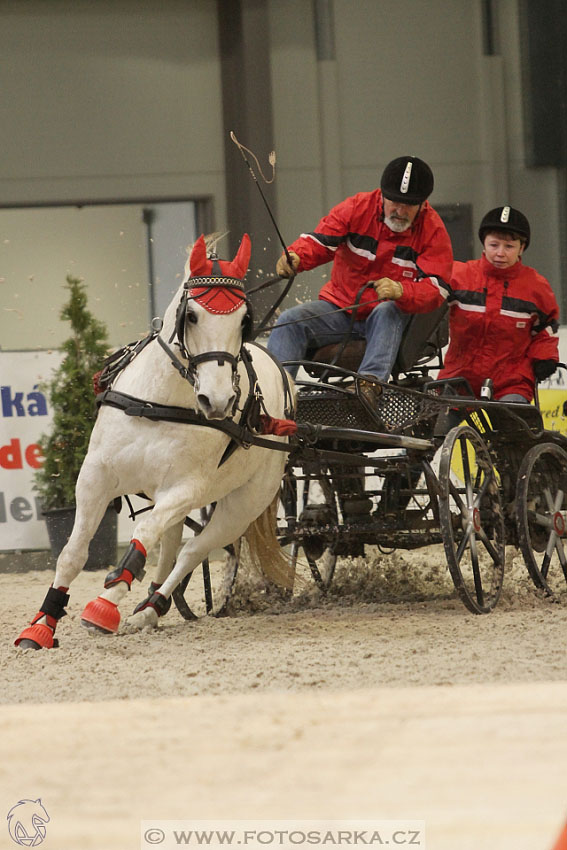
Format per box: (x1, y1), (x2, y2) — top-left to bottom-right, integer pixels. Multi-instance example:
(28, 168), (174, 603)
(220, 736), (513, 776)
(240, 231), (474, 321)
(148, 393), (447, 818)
(196, 390), (237, 420)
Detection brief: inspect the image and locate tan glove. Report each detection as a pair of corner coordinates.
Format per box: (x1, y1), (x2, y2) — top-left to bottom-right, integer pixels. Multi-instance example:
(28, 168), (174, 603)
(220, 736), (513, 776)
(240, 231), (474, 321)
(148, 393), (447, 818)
(373, 277), (403, 300)
(276, 251), (300, 278)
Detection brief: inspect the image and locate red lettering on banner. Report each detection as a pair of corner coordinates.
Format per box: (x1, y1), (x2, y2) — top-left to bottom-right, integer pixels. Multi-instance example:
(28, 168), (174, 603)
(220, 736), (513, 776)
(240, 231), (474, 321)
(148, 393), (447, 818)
(0, 438), (44, 470)
(25, 443), (44, 469)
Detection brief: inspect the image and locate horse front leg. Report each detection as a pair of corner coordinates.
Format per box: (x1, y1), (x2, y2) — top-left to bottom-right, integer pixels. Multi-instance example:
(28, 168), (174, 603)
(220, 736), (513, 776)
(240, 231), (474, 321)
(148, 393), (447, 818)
(80, 493), (190, 635)
(15, 459), (114, 650)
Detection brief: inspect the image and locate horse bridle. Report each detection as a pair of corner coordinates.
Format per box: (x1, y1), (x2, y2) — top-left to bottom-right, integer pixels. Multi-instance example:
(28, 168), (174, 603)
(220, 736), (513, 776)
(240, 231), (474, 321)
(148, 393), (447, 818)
(158, 276), (253, 398)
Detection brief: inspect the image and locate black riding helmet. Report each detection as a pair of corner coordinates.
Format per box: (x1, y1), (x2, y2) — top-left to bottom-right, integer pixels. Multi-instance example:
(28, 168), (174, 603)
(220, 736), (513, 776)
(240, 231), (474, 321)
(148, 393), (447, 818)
(380, 156), (434, 204)
(478, 206), (531, 249)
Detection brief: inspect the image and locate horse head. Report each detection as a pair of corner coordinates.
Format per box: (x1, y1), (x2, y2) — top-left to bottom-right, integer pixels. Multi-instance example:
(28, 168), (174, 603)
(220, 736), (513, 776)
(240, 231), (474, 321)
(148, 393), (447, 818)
(177, 233), (253, 419)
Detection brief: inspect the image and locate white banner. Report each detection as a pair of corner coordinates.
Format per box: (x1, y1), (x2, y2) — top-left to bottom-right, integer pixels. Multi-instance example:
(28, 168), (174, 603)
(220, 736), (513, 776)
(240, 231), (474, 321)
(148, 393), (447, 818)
(0, 350), (139, 551)
(0, 350), (62, 550)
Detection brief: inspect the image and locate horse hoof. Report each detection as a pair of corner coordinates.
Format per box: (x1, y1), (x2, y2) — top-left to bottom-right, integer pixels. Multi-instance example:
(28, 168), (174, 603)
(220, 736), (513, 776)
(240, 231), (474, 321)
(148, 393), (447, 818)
(124, 607), (159, 633)
(81, 597), (120, 634)
(15, 623), (56, 650)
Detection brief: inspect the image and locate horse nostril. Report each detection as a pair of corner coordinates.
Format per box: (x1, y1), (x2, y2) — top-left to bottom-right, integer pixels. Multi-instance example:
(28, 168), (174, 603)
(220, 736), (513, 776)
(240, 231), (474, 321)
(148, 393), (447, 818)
(197, 393), (211, 411)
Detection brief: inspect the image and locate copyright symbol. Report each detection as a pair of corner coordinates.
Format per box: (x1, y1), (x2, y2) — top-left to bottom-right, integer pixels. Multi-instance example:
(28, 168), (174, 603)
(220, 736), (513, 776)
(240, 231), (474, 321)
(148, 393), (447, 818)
(144, 828), (166, 844)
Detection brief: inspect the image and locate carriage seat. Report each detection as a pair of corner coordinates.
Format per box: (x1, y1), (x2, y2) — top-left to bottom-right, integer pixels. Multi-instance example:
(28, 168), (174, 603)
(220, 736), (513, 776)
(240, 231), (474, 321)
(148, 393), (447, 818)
(304, 303), (449, 382)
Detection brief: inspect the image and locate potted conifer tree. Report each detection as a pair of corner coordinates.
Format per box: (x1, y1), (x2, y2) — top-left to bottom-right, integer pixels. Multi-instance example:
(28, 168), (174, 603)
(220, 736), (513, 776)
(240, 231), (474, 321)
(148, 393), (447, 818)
(34, 274), (117, 569)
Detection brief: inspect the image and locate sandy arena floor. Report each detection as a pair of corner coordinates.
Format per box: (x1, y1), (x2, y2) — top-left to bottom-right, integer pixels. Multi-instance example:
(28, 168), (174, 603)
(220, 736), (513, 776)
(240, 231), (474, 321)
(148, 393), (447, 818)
(0, 545), (566, 850)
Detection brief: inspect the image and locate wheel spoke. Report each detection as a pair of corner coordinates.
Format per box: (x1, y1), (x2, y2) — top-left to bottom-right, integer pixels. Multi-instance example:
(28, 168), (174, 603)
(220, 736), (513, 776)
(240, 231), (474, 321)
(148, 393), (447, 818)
(477, 529), (502, 565)
(279, 471), (338, 591)
(459, 436), (476, 510)
(474, 466), (494, 509)
(556, 539), (567, 580)
(455, 523), (473, 564)
(470, 545), (485, 607)
(448, 476), (467, 514)
(439, 425), (505, 614)
(540, 550), (552, 580)
(530, 510), (553, 531)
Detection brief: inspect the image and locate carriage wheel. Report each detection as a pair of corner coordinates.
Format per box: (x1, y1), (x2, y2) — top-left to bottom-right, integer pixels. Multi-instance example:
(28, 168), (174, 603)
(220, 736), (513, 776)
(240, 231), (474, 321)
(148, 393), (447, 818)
(515, 442), (567, 597)
(172, 509), (239, 619)
(278, 469), (338, 591)
(438, 425), (505, 614)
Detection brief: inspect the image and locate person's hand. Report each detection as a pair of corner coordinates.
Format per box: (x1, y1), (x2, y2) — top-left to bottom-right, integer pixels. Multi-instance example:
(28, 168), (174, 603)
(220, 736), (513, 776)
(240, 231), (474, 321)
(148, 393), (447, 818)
(372, 277), (403, 300)
(533, 359), (558, 381)
(276, 251), (300, 278)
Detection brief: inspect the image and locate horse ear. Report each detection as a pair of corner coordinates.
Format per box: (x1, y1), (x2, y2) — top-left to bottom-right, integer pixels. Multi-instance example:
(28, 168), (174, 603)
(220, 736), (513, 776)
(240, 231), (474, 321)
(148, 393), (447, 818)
(220, 233), (251, 279)
(189, 235), (212, 278)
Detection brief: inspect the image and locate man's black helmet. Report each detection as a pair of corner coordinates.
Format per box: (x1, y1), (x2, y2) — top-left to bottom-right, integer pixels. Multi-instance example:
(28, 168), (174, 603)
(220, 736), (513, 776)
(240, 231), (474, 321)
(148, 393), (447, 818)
(380, 156), (434, 204)
(478, 206), (531, 249)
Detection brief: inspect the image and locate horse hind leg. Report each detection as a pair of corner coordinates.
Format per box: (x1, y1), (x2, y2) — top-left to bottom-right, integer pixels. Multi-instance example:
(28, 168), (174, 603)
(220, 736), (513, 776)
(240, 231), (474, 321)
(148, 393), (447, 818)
(124, 481), (290, 633)
(129, 521), (183, 620)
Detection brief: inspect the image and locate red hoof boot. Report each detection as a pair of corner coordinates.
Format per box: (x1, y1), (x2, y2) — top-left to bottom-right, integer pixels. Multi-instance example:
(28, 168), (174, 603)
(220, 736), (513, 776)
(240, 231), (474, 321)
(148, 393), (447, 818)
(81, 597), (120, 634)
(15, 623), (57, 650)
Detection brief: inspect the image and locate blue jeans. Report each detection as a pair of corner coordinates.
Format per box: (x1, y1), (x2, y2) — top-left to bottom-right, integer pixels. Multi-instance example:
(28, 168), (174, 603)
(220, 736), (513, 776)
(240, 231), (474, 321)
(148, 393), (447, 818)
(266, 299), (410, 380)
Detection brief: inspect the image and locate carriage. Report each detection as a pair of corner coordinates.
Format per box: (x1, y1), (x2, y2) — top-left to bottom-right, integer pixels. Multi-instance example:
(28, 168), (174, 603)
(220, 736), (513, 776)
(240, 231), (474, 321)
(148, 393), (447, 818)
(172, 300), (567, 619)
(275, 307), (567, 615)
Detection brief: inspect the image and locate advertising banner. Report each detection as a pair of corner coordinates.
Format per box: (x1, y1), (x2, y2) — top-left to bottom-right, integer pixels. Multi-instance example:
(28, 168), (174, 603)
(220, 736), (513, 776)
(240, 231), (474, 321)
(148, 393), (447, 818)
(0, 350), (61, 550)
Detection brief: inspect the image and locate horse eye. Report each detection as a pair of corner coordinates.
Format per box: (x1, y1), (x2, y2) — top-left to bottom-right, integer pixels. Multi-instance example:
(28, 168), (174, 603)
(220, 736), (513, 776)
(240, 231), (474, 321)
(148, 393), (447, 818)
(186, 310), (198, 325)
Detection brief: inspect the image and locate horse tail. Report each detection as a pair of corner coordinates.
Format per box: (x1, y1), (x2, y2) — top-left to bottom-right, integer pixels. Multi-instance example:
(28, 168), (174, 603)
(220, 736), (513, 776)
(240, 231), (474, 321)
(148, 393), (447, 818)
(244, 491), (295, 590)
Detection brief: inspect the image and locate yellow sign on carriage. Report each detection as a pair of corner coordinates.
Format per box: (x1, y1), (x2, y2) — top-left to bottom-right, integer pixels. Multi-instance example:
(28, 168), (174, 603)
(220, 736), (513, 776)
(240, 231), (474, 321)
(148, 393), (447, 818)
(537, 389), (567, 436)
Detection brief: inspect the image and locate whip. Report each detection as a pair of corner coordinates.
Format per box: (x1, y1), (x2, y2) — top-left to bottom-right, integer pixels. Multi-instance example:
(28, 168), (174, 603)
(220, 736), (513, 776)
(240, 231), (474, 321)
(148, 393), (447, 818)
(230, 131), (293, 267)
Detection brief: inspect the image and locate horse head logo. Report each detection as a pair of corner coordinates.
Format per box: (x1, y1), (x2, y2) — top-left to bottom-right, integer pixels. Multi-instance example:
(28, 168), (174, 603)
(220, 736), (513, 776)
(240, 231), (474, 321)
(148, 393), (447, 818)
(7, 799), (50, 846)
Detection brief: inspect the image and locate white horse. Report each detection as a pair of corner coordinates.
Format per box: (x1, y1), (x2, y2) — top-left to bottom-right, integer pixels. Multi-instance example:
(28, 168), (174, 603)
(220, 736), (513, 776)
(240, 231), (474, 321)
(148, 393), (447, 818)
(16, 233), (295, 649)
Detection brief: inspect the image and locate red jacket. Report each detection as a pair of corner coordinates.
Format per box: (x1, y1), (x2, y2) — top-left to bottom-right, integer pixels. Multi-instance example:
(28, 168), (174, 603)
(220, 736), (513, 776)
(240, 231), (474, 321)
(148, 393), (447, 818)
(289, 189), (453, 320)
(405, 254), (559, 400)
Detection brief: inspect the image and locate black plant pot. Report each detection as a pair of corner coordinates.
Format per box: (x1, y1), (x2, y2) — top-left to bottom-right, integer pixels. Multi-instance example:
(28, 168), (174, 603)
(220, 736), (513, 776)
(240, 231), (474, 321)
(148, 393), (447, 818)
(42, 503), (118, 571)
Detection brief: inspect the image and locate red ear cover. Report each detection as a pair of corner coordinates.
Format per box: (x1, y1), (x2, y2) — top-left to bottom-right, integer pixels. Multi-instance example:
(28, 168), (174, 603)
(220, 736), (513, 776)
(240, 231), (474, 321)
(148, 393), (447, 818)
(189, 234), (212, 277)
(219, 233), (251, 280)
(189, 233), (251, 281)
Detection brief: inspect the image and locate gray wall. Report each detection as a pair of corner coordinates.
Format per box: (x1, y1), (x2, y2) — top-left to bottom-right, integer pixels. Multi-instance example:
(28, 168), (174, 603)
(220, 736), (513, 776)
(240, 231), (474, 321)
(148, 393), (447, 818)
(270, 0), (564, 302)
(0, 0), (564, 349)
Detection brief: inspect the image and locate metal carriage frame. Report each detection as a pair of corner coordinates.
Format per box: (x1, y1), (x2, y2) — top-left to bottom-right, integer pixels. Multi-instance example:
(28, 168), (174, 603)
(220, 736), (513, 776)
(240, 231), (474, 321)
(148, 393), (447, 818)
(276, 346), (567, 615)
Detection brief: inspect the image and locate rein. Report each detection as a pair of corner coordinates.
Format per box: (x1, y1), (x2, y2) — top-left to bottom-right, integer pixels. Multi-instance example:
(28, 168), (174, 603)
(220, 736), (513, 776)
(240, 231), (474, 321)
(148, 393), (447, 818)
(250, 279), (383, 336)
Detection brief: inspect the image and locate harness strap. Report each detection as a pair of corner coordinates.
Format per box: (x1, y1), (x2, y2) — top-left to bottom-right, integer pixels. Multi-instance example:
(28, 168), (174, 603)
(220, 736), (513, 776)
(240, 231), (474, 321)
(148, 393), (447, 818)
(93, 331), (158, 395)
(216, 346), (260, 466)
(156, 334), (192, 382)
(246, 340), (296, 419)
(96, 388), (294, 454)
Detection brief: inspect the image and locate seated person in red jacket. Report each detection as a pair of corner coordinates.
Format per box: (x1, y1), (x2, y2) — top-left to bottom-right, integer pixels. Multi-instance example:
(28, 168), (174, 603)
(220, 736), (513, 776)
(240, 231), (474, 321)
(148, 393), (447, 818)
(267, 156), (453, 403)
(379, 205), (560, 403)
